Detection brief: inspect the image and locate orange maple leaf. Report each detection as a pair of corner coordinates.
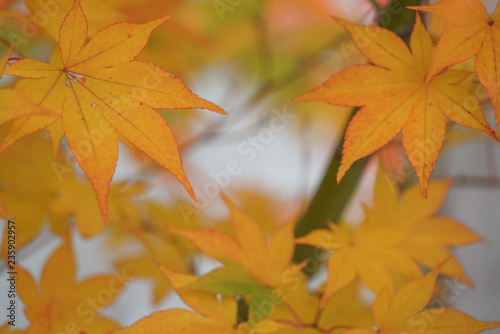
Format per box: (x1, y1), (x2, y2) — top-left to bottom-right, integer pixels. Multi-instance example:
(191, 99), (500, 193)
(411, 0), (500, 125)
(16, 234), (126, 333)
(294, 14), (498, 196)
(2, 0), (225, 221)
(1, 48), (52, 126)
(0, 89), (54, 128)
(342, 265), (500, 334)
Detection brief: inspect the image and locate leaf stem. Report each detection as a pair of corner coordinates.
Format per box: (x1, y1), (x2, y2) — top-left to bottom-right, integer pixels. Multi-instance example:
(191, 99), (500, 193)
(280, 297), (302, 325)
(324, 325), (354, 334)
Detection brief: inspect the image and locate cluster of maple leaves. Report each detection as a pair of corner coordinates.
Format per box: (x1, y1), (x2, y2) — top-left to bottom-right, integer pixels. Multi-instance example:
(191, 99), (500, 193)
(1, 0), (500, 333)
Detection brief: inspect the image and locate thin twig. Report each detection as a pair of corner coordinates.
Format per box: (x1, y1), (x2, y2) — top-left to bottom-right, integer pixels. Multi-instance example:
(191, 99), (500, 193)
(453, 175), (500, 188)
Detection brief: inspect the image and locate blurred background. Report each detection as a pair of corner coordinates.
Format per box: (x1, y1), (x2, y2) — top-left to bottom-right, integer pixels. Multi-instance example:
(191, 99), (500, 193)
(0, 0), (499, 331)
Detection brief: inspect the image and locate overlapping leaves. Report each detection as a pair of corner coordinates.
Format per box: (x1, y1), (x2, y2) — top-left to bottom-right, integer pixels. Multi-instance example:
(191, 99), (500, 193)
(297, 167), (481, 306)
(295, 14), (498, 196)
(1, 0), (225, 221)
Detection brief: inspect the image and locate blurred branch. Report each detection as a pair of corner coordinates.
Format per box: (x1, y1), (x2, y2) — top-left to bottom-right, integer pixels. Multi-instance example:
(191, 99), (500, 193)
(454, 175), (500, 188)
(178, 113), (271, 153)
(368, 0), (382, 12)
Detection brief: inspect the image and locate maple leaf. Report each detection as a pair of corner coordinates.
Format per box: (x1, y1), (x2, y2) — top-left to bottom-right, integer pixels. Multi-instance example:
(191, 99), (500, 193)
(24, 0), (125, 40)
(297, 221), (416, 307)
(296, 166), (481, 306)
(216, 187), (295, 235)
(2, 50), (53, 127)
(110, 264), (242, 334)
(111, 200), (206, 303)
(114, 251), (185, 304)
(0, 131), (147, 253)
(0, 89), (55, 128)
(251, 277), (373, 334)
(49, 175), (147, 237)
(410, 0), (500, 124)
(294, 14), (498, 196)
(0, 132), (61, 255)
(166, 195), (299, 319)
(365, 165), (482, 286)
(343, 265), (500, 334)
(168, 195), (296, 289)
(113, 214), (197, 304)
(3, 0), (226, 221)
(0, 323), (23, 334)
(17, 234), (126, 333)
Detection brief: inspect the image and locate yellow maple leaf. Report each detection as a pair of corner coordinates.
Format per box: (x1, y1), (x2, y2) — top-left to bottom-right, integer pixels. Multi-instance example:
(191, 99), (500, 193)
(112, 200), (203, 303)
(2, 0), (226, 221)
(251, 277), (373, 334)
(49, 175), (147, 237)
(294, 14), (497, 196)
(1, 48), (54, 127)
(168, 195), (296, 288)
(411, 0), (500, 124)
(0, 89), (54, 129)
(343, 265), (500, 334)
(25, 0), (125, 39)
(297, 167), (481, 306)
(17, 234), (126, 333)
(366, 165), (482, 286)
(0, 132), (60, 255)
(114, 227), (196, 304)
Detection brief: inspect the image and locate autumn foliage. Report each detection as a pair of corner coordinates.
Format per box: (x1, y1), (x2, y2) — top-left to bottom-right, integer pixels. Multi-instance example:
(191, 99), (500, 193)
(1, 0), (500, 333)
